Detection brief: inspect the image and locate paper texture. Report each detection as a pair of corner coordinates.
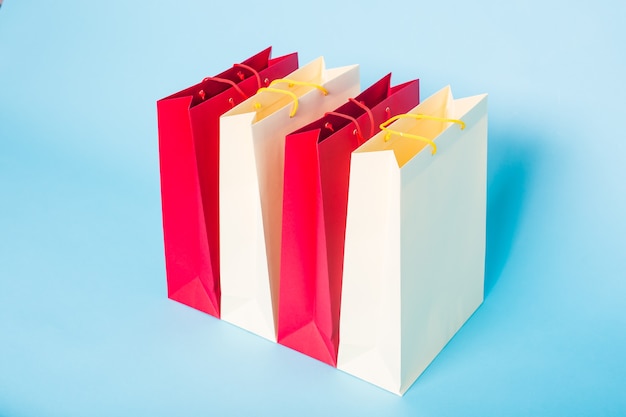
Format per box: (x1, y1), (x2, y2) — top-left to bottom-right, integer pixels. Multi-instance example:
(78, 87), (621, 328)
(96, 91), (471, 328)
(278, 75), (419, 365)
(157, 48), (298, 317)
(337, 86), (488, 395)
(219, 57), (360, 340)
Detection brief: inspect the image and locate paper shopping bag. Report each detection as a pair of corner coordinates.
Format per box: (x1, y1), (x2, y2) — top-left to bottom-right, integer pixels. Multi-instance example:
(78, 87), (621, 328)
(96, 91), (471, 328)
(219, 57), (360, 341)
(277, 74), (419, 365)
(157, 47), (298, 317)
(337, 86), (488, 395)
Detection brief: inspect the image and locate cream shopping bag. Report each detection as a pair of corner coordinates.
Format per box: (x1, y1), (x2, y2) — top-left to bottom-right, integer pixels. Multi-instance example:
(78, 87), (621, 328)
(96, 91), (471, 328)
(337, 86), (488, 395)
(219, 57), (360, 341)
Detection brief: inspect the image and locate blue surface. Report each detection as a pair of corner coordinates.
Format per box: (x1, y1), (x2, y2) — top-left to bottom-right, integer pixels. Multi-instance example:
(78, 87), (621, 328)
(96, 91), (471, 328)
(1, 0), (625, 415)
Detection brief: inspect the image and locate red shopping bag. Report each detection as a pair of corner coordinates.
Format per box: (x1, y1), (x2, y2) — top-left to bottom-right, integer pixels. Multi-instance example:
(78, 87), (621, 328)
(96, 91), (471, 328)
(278, 74), (419, 365)
(157, 47), (298, 317)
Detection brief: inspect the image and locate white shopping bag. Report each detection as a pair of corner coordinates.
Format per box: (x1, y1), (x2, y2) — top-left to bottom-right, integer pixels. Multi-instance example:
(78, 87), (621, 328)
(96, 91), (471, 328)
(337, 86), (488, 395)
(219, 57), (360, 341)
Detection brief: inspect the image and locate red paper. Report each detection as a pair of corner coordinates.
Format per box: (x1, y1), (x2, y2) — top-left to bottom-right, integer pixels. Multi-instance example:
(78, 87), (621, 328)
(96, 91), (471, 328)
(157, 48), (298, 317)
(278, 74), (419, 365)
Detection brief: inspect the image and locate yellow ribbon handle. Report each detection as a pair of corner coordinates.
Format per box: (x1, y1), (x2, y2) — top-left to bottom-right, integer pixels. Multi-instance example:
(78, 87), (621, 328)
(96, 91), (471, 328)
(254, 87), (299, 117)
(383, 113), (466, 130)
(269, 78), (329, 96)
(380, 127), (438, 155)
(379, 114), (466, 155)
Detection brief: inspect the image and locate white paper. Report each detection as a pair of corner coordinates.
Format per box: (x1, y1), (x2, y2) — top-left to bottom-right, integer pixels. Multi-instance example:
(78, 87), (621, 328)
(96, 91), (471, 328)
(338, 86), (488, 395)
(220, 57), (360, 341)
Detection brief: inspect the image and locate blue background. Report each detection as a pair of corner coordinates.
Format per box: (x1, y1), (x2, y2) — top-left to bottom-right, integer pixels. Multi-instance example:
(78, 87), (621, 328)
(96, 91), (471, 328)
(1, 0), (625, 415)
